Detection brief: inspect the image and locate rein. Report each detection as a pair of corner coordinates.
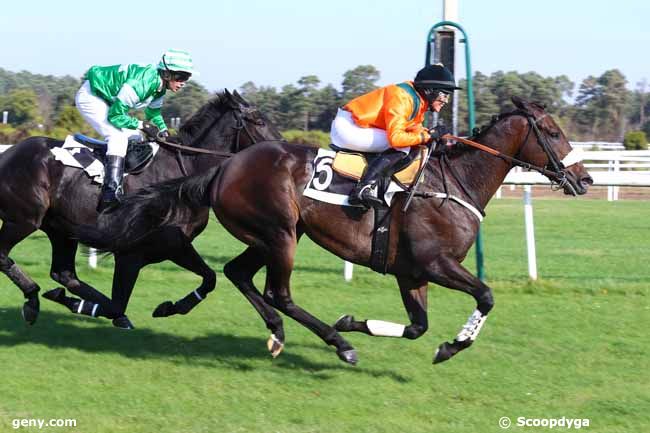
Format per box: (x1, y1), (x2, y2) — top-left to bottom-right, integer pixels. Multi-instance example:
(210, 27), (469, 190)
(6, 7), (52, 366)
(445, 134), (559, 179)
(153, 109), (256, 176)
(156, 138), (233, 157)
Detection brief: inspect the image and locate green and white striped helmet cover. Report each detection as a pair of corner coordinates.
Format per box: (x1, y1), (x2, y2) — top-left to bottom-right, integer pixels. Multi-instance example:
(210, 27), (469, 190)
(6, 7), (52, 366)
(157, 49), (196, 75)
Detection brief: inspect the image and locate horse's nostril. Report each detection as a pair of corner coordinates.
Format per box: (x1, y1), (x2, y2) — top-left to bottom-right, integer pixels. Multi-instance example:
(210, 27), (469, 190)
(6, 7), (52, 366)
(582, 175), (594, 186)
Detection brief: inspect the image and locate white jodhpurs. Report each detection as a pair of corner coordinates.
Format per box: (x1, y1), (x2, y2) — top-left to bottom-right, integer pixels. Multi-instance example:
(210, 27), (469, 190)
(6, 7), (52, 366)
(330, 108), (409, 155)
(75, 81), (140, 157)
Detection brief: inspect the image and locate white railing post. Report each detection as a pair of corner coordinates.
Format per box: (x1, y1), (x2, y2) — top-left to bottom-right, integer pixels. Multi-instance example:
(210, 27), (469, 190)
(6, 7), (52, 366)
(523, 185), (538, 280)
(607, 159), (614, 201)
(88, 247), (97, 269)
(613, 157), (620, 201)
(344, 261), (354, 282)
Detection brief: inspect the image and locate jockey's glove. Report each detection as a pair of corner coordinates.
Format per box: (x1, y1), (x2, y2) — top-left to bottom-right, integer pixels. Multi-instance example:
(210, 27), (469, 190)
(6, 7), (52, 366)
(140, 121), (160, 140)
(428, 125), (450, 141)
(157, 129), (170, 140)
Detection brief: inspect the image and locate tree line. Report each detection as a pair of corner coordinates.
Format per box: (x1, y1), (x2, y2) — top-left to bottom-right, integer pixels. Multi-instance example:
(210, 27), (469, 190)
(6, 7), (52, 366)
(1, 65), (648, 149)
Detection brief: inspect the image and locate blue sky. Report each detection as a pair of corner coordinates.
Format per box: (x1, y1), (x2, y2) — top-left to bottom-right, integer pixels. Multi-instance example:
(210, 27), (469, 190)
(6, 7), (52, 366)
(1, 0), (647, 95)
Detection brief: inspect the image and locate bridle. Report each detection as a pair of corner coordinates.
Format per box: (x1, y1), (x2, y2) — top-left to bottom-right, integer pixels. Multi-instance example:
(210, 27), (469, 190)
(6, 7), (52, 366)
(516, 111), (577, 194)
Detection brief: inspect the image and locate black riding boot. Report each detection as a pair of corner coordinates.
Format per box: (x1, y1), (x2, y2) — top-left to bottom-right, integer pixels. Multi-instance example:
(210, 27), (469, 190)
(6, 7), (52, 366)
(349, 150), (406, 208)
(97, 155), (125, 213)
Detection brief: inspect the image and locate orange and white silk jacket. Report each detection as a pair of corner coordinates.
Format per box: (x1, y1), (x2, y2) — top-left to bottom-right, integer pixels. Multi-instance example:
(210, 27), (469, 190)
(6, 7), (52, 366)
(343, 81), (431, 148)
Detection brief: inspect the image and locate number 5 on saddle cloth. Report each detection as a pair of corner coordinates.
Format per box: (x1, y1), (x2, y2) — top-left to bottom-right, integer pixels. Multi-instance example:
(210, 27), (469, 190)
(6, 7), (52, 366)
(303, 146), (428, 208)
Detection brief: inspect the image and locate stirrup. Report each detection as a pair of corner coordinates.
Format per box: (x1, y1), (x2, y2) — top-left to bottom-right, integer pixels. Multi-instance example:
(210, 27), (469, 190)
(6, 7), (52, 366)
(97, 190), (121, 213)
(349, 184), (382, 208)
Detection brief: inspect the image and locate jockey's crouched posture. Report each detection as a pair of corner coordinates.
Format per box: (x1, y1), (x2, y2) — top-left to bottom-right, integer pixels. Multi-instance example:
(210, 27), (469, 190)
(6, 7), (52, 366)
(75, 49), (196, 212)
(330, 64), (460, 208)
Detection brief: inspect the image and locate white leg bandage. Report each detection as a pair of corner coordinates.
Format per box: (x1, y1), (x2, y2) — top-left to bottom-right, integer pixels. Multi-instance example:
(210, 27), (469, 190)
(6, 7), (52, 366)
(456, 309), (488, 342)
(366, 320), (406, 337)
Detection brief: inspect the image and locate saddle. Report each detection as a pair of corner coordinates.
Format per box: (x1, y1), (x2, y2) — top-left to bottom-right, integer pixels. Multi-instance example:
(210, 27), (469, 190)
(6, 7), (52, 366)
(73, 133), (154, 174)
(328, 144), (427, 188)
(326, 145), (428, 274)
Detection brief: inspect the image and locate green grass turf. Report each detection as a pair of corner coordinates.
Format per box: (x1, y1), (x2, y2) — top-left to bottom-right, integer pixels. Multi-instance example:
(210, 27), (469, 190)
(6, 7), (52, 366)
(0, 198), (648, 433)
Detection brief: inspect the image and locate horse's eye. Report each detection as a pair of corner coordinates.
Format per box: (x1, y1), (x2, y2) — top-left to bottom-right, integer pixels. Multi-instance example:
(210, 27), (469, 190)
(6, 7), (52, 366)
(550, 132), (560, 139)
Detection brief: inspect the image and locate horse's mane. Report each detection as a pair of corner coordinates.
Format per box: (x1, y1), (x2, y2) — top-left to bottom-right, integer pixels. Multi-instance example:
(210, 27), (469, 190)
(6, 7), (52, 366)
(177, 92), (231, 146)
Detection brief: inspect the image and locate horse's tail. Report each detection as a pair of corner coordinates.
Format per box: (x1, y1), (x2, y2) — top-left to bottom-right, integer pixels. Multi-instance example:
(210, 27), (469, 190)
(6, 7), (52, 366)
(74, 165), (221, 252)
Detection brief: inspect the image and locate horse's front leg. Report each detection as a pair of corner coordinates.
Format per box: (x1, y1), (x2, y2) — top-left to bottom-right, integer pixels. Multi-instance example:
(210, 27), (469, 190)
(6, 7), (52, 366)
(152, 237), (216, 318)
(42, 231), (123, 321)
(334, 276), (429, 340)
(424, 256), (494, 364)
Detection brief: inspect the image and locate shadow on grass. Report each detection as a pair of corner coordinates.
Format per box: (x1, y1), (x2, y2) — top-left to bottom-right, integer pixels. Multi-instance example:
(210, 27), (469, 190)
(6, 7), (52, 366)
(0, 308), (409, 383)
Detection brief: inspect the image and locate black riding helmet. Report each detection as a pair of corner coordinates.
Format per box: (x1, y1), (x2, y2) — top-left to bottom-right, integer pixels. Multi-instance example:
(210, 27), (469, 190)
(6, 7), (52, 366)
(413, 64), (461, 104)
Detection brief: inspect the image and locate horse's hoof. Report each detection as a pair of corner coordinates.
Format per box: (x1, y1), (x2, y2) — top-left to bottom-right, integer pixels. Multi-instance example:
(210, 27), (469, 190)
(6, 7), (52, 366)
(333, 315), (354, 332)
(433, 342), (454, 364)
(337, 349), (358, 365)
(152, 301), (175, 317)
(433, 340), (472, 364)
(267, 334), (284, 358)
(112, 316), (135, 329)
(42, 287), (65, 302)
(21, 298), (40, 325)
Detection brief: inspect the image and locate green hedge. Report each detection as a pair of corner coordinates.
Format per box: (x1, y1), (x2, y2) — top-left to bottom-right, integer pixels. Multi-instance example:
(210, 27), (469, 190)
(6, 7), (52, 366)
(282, 129), (331, 148)
(623, 130), (648, 150)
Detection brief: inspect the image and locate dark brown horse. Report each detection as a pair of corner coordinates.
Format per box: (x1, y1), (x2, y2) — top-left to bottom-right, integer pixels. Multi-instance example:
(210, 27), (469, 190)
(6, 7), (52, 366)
(0, 90), (282, 327)
(77, 97), (593, 363)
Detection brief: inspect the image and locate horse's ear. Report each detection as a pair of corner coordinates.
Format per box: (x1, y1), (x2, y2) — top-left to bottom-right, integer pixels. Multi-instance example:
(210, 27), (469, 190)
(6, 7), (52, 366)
(223, 89), (239, 108)
(511, 95), (527, 110)
(233, 90), (250, 107)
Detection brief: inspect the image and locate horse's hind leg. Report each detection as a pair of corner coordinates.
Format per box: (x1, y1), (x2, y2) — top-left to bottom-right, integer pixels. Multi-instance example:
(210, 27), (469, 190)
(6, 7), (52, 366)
(0, 221), (42, 324)
(425, 257), (494, 364)
(334, 276), (429, 341)
(152, 237), (216, 318)
(42, 230), (118, 319)
(224, 246), (285, 358)
(262, 230), (357, 365)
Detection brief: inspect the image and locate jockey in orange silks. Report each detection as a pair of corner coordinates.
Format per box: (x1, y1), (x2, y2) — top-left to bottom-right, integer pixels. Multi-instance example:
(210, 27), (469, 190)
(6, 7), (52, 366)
(330, 63), (460, 207)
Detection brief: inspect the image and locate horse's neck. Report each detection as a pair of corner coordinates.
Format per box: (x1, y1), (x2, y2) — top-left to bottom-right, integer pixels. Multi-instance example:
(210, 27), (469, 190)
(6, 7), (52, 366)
(449, 129), (520, 209)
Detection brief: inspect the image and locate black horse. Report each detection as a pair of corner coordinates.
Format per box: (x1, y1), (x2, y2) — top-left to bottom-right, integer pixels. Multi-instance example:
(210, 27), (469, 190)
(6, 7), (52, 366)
(0, 90), (282, 327)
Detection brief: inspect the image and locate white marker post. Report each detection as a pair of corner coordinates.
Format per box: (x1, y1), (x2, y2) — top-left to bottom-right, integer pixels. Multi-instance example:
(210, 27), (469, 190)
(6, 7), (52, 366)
(523, 185), (537, 280)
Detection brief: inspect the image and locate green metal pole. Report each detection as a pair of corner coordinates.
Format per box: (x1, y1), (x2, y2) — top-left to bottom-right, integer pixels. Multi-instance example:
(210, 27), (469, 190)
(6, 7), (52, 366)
(426, 21), (485, 281)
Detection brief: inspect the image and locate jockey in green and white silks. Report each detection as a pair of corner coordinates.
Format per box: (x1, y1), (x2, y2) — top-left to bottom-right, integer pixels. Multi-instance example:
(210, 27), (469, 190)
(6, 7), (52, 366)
(75, 49), (196, 212)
